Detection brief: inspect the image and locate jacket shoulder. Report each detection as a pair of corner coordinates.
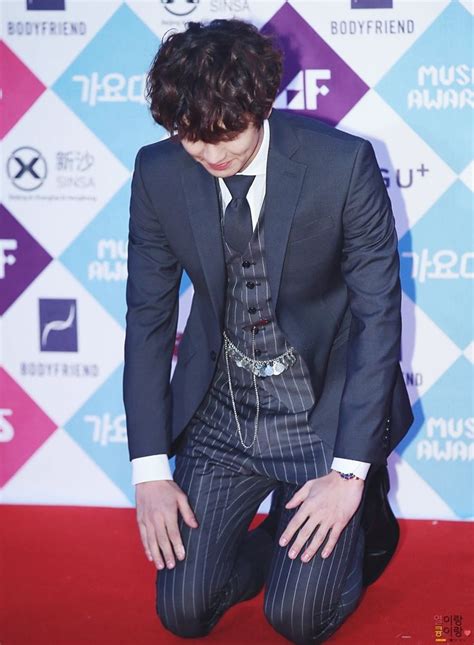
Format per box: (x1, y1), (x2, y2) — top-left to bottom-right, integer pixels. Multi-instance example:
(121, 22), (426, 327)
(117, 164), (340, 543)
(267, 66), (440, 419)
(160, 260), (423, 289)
(135, 134), (186, 166)
(276, 110), (366, 150)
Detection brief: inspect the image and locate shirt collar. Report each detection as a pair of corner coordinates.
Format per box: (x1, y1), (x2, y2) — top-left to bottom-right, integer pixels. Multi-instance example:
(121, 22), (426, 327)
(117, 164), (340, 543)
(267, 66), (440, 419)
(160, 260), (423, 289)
(236, 118), (269, 176)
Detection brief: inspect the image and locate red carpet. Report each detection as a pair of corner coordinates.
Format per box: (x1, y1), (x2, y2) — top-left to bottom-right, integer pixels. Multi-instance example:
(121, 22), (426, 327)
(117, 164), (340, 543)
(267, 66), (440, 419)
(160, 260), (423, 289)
(1, 505), (472, 645)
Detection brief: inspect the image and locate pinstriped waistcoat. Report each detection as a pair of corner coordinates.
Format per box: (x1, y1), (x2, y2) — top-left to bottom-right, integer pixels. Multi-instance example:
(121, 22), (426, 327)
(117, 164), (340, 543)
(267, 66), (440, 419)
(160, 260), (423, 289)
(214, 187), (316, 415)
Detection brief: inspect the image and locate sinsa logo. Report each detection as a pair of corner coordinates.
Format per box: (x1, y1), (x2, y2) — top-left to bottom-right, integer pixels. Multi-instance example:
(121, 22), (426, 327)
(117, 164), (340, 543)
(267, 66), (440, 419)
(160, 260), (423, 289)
(161, 0), (199, 16)
(7, 147), (47, 191)
(275, 69), (331, 111)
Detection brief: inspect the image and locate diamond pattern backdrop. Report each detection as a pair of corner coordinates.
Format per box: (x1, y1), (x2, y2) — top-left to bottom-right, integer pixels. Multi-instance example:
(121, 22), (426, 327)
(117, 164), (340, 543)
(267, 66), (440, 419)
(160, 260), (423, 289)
(1, 0), (472, 520)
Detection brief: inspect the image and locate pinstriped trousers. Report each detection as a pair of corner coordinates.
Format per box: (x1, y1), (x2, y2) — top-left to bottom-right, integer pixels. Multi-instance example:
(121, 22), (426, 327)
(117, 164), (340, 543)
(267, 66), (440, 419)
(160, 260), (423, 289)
(156, 346), (369, 644)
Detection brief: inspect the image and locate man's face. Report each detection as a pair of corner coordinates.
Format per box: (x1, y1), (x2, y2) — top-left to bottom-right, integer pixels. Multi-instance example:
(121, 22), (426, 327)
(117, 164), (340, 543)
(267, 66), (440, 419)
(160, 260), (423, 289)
(180, 118), (265, 178)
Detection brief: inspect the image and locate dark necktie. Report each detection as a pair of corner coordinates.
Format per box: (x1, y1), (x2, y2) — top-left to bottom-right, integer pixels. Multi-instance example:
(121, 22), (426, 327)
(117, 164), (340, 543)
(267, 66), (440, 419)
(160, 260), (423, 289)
(222, 174), (256, 253)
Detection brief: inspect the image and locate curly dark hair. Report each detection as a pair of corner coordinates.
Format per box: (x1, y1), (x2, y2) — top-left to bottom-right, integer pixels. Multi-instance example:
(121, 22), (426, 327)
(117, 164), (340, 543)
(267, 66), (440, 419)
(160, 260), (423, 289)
(145, 19), (283, 143)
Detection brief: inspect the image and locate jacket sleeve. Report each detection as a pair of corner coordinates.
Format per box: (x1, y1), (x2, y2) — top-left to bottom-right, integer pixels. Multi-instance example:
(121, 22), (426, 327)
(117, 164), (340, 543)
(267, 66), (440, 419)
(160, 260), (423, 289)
(122, 146), (183, 461)
(333, 138), (401, 465)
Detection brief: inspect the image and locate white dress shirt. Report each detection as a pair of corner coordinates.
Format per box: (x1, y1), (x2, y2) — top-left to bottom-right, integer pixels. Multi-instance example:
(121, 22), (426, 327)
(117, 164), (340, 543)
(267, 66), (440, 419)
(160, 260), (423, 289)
(131, 118), (371, 484)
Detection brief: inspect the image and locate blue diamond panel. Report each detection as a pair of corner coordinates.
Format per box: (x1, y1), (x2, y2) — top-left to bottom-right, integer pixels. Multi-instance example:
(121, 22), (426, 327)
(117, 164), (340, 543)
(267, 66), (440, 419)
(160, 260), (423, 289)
(396, 355), (473, 519)
(64, 364), (135, 504)
(375, 2), (473, 173)
(399, 180), (473, 349)
(53, 4), (166, 170)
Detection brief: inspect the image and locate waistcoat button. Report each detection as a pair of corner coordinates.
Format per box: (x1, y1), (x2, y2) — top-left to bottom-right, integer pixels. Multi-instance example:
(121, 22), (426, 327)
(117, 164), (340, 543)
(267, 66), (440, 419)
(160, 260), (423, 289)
(242, 260), (251, 268)
(248, 306), (257, 314)
(254, 348), (262, 356)
(246, 281), (255, 289)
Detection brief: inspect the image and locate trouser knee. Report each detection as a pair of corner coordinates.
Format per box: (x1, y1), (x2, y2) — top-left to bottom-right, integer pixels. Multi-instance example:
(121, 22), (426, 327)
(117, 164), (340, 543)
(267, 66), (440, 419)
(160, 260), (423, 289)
(156, 588), (214, 638)
(263, 592), (355, 644)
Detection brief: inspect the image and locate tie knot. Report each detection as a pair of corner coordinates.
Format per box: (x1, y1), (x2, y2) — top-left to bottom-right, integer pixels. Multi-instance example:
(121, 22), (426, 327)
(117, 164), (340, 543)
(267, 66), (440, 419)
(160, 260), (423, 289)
(223, 174), (255, 199)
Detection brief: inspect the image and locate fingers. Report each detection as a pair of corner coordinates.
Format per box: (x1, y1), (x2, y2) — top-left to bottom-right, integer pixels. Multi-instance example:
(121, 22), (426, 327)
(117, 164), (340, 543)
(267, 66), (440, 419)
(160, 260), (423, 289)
(138, 511), (171, 570)
(176, 491), (199, 529)
(152, 491), (199, 569)
(157, 514), (185, 569)
(285, 481), (310, 509)
(137, 514), (165, 570)
(136, 482), (199, 570)
(319, 525), (343, 559)
(149, 519), (171, 570)
(278, 489), (347, 563)
(282, 519), (345, 563)
(279, 505), (310, 547)
(280, 475), (361, 564)
(287, 518), (321, 560)
(137, 521), (155, 564)
(302, 524), (343, 562)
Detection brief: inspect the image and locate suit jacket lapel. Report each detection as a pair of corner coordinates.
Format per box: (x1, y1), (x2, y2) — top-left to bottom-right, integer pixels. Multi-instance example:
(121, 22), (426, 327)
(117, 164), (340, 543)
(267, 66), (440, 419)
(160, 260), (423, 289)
(264, 112), (307, 320)
(181, 161), (226, 326)
(181, 110), (307, 326)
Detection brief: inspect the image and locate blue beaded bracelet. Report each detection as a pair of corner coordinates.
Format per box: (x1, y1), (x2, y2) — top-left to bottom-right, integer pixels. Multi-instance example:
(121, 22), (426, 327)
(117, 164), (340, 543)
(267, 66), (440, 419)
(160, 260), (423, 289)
(332, 470), (361, 480)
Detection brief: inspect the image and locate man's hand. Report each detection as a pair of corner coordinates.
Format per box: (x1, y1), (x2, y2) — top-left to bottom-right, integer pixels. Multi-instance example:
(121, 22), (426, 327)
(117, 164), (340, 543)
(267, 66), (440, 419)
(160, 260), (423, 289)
(279, 470), (364, 563)
(135, 480), (199, 570)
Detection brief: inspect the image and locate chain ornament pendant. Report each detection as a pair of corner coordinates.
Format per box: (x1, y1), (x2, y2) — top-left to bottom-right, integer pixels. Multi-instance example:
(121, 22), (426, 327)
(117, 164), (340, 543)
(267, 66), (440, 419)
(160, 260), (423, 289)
(223, 331), (297, 378)
(224, 327), (261, 449)
(223, 328), (299, 450)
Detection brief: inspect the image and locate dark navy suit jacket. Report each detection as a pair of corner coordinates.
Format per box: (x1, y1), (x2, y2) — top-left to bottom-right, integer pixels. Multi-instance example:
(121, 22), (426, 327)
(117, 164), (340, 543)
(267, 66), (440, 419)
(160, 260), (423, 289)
(123, 109), (414, 468)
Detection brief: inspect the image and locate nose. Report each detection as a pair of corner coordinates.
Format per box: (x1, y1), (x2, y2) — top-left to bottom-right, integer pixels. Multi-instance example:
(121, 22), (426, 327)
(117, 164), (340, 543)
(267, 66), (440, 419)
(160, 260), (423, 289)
(202, 143), (226, 165)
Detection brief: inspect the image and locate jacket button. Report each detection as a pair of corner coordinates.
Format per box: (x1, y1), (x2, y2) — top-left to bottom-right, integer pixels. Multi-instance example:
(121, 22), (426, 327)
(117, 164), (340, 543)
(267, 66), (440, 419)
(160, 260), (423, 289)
(210, 350), (217, 361)
(248, 306), (257, 314)
(254, 348), (262, 357)
(246, 281), (255, 289)
(242, 260), (251, 268)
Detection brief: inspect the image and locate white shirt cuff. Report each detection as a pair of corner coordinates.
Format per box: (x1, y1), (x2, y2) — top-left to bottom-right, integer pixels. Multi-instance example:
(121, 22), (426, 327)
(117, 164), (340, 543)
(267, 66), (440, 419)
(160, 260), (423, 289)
(331, 457), (371, 480)
(131, 454), (173, 485)
(132, 456), (370, 483)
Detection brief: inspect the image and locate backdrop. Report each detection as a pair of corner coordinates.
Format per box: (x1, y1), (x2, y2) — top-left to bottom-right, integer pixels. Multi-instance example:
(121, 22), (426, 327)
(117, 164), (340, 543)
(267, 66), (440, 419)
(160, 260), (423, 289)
(1, 0), (472, 521)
